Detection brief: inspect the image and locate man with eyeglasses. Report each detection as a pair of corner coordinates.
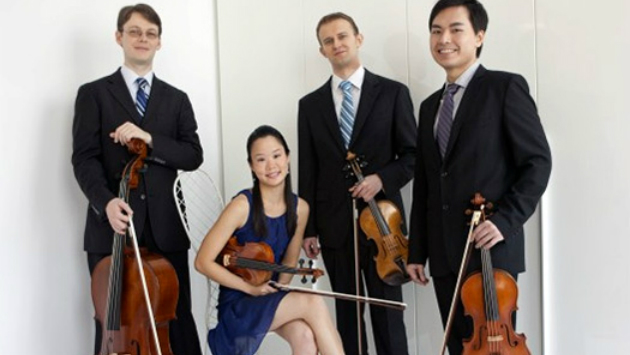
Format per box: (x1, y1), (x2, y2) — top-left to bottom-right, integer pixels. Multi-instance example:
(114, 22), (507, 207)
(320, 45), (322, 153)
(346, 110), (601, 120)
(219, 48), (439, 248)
(71, 4), (203, 355)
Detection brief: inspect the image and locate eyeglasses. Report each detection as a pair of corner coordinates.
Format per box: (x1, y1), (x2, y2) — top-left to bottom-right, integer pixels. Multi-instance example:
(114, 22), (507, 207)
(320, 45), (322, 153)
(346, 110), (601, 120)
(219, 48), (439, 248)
(124, 28), (159, 40)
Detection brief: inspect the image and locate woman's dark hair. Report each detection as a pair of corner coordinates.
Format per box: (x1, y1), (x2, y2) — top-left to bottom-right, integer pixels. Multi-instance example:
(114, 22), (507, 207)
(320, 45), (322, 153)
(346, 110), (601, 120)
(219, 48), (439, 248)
(246, 125), (297, 239)
(429, 0), (488, 57)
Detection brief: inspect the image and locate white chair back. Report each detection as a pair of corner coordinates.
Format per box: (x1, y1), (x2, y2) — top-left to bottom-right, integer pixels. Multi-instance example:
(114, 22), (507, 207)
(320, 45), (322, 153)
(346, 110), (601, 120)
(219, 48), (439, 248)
(173, 169), (224, 354)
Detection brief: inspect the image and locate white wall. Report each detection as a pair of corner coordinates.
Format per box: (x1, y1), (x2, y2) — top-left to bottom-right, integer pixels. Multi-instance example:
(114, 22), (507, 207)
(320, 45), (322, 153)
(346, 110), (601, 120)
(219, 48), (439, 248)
(538, 1), (630, 354)
(0, 1), (221, 353)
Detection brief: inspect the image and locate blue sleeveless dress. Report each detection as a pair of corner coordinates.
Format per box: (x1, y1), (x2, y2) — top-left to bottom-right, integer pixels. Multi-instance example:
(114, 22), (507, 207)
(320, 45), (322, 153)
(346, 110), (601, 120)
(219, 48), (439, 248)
(207, 189), (293, 355)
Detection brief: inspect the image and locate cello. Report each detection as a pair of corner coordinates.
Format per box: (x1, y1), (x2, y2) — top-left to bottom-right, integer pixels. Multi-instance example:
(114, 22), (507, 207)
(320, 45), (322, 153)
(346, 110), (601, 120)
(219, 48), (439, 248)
(345, 152), (410, 286)
(91, 139), (178, 355)
(440, 193), (530, 355)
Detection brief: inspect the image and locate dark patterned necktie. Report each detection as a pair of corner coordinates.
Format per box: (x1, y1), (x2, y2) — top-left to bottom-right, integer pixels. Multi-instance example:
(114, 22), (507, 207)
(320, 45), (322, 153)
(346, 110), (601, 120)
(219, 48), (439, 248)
(436, 83), (460, 158)
(135, 77), (149, 118)
(339, 80), (355, 149)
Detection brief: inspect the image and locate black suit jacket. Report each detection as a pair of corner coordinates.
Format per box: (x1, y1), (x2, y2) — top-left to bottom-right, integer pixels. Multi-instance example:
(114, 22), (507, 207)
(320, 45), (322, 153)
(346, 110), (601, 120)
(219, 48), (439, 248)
(409, 66), (552, 277)
(72, 69), (203, 254)
(298, 70), (417, 248)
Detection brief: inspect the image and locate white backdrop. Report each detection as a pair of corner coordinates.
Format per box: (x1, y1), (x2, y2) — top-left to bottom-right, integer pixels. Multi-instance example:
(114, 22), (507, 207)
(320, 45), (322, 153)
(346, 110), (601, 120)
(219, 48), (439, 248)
(2, 0), (629, 354)
(537, 0), (630, 353)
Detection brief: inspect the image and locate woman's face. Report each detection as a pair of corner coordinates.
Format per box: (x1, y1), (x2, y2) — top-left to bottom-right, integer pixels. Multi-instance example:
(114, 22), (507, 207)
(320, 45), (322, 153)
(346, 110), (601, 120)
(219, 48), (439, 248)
(249, 135), (289, 188)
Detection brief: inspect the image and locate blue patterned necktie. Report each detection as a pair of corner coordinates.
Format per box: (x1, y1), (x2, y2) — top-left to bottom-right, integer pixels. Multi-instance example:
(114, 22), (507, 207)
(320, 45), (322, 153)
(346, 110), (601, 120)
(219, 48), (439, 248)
(135, 77), (149, 118)
(339, 80), (355, 149)
(436, 83), (460, 158)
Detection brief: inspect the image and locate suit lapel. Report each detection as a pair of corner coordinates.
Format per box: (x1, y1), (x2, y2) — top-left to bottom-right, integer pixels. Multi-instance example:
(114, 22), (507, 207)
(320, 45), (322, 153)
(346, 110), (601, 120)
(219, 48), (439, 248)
(317, 78), (346, 152)
(351, 70), (379, 149)
(141, 75), (164, 127)
(424, 90), (443, 164)
(443, 65), (487, 161)
(106, 69), (142, 123)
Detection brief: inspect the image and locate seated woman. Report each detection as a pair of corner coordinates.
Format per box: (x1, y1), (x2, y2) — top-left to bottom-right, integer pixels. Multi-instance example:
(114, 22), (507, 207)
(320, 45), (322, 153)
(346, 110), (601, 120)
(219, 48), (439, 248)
(195, 125), (345, 355)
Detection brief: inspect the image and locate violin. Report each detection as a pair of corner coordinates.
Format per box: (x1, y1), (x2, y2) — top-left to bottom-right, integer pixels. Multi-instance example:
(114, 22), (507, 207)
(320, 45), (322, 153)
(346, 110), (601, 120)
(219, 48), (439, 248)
(91, 139), (178, 355)
(218, 236), (324, 286)
(218, 235), (407, 311)
(439, 193), (530, 355)
(460, 193), (530, 355)
(346, 152), (410, 286)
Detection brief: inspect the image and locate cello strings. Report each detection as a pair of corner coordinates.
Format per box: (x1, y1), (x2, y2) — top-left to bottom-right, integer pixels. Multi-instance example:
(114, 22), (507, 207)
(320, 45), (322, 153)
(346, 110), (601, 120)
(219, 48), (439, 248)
(104, 173), (130, 349)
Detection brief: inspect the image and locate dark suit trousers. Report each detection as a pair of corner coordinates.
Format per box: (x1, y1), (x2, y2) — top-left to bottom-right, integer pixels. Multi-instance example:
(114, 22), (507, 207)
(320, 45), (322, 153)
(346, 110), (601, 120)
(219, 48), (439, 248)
(322, 236), (409, 355)
(433, 272), (518, 355)
(87, 220), (201, 355)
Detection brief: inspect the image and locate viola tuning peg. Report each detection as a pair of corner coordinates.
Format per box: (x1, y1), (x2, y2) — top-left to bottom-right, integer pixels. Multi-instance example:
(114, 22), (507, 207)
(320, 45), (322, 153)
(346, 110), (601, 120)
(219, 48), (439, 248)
(301, 275), (307, 284)
(308, 259), (314, 268)
(299, 259), (304, 268)
(311, 276), (317, 283)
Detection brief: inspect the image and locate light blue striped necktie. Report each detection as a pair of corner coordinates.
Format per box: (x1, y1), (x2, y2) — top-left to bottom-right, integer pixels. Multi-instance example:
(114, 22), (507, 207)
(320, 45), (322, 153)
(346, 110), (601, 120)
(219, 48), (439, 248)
(436, 83), (460, 158)
(339, 80), (355, 149)
(135, 77), (149, 118)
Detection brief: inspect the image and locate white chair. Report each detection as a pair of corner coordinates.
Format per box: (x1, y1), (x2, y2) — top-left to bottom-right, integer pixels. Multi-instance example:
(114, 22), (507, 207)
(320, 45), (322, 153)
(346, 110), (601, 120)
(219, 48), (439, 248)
(173, 169), (225, 354)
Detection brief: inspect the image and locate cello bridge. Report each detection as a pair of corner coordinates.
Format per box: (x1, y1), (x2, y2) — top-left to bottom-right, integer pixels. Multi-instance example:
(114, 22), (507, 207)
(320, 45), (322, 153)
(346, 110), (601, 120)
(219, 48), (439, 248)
(487, 335), (504, 343)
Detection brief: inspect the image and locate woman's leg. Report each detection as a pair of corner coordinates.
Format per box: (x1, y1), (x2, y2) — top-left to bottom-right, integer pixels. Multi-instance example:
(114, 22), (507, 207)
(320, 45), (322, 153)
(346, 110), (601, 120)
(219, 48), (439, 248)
(269, 292), (345, 355)
(275, 320), (317, 355)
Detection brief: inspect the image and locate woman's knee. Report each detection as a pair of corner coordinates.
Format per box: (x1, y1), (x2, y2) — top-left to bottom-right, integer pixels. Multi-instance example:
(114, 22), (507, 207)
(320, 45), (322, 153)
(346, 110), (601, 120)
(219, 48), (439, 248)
(288, 322), (317, 354)
(297, 293), (327, 312)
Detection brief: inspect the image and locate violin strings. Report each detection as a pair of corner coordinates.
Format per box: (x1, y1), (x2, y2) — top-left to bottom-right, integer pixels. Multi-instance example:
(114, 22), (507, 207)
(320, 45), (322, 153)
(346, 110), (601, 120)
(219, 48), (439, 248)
(237, 258), (305, 274)
(487, 250), (497, 353)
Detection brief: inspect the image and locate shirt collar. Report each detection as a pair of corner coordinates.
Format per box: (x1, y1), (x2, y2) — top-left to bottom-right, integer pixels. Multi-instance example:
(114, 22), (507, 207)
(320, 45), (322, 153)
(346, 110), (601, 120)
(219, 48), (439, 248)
(120, 65), (155, 89)
(443, 61), (480, 91)
(332, 66), (365, 91)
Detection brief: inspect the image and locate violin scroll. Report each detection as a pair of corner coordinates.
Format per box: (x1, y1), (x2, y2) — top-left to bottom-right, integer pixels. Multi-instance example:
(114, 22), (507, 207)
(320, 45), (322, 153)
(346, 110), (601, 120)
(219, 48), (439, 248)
(464, 192), (494, 224)
(298, 259), (324, 283)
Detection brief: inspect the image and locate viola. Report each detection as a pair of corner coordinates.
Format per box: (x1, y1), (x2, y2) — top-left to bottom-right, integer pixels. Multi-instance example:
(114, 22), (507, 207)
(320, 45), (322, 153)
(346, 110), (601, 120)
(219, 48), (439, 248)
(218, 236), (324, 286)
(91, 139), (178, 355)
(439, 193), (530, 355)
(460, 193), (530, 355)
(346, 152), (410, 286)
